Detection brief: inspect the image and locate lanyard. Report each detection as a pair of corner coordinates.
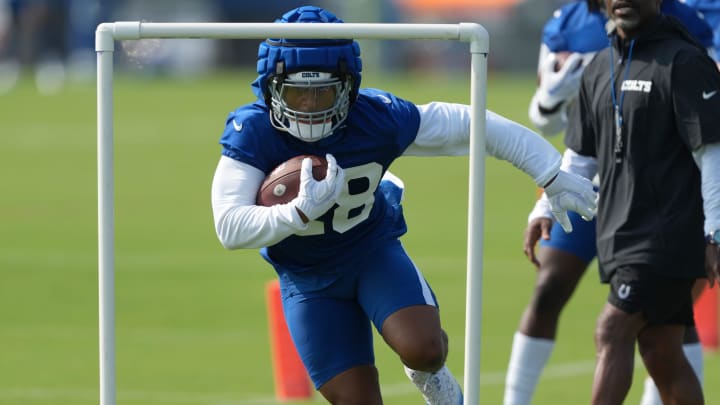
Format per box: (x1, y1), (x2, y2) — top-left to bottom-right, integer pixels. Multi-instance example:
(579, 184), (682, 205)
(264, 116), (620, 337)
(608, 39), (635, 164)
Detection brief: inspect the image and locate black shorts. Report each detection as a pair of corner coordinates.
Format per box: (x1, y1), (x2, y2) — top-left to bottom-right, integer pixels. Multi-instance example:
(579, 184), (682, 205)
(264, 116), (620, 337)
(607, 265), (695, 326)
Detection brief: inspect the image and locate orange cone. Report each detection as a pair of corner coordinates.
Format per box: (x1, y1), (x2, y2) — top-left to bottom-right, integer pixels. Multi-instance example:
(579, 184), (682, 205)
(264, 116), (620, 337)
(694, 282), (719, 351)
(266, 279), (313, 400)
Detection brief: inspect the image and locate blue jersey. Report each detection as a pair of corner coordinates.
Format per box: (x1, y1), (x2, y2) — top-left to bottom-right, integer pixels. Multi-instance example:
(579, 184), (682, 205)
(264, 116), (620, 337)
(543, 0), (714, 53)
(663, 0), (715, 48)
(682, 0), (720, 58)
(219, 88), (421, 278)
(542, 1), (608, 53)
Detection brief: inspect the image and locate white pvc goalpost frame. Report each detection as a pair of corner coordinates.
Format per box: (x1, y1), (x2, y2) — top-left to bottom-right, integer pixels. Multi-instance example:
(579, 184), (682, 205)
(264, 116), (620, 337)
(95, 21), (489, 405)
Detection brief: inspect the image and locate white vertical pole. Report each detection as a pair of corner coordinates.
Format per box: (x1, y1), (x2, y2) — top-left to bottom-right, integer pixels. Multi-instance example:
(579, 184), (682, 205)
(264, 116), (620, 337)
(96, 23), (116, 405)
(461, 23), (489, 405)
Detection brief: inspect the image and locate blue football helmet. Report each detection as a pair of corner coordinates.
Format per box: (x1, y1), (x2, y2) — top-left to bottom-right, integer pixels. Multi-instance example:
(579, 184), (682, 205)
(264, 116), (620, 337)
(252, 6), (362, 142)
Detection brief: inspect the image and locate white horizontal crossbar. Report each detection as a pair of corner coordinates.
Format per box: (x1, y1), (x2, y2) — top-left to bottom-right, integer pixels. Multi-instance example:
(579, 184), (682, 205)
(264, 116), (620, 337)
(96, 22), (488, 53)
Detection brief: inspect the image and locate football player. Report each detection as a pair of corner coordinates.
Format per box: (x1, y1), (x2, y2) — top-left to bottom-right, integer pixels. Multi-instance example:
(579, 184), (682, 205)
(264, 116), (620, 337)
(210, 6), (597, 405)
(504, 1), (714, 405)
(528, 0), (714, 137)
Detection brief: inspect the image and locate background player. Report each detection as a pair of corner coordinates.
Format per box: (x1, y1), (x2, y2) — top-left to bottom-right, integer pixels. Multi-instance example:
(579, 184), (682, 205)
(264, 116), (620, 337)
(528, 0), (714, 137)
(210, 6), (598, 405)
(504, 1), (715, 404)
(680, 0), (720, 69)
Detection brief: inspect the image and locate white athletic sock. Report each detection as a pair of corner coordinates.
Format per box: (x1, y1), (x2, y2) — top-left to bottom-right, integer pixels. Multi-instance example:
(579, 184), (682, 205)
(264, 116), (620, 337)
(404, 365), (463, 405)
(639, 376), (661, 405)
(639, 342), (705, 405)
(503, 332), (555, 405)
(683, 342), (704, 388)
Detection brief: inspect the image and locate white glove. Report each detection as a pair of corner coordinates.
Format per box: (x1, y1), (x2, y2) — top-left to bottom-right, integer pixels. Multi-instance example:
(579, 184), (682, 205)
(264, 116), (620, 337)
(528, 92), (568, 137)
(543, 170), (597, 233)
(292, 153), (345, 222)
(536, 52), (586, 109)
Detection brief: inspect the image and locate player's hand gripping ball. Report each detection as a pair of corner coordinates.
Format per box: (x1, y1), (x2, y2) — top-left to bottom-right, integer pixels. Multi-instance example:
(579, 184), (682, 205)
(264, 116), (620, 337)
(256, 155), (328, 206)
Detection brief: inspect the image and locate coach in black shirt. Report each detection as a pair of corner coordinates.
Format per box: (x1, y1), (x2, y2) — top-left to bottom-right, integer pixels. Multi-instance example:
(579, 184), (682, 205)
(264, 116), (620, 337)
(563, 0), (720, 403)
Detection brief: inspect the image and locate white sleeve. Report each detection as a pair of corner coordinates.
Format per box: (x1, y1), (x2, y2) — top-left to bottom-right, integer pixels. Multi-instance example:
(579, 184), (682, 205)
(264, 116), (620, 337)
(692, 143), (720, 234)
(211, 156), (307, 249)
(528, 192), (553, 223)
(403, 102), (471, 156)
(485, 109), (562, 186)
(404, 102), (561, 187)
(560, 148), (598, 181)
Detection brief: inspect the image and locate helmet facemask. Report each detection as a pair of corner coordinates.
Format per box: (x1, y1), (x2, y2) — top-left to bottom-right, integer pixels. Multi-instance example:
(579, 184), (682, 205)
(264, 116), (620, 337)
(268, 71), (353, 142)
(254, 7), (362, 140)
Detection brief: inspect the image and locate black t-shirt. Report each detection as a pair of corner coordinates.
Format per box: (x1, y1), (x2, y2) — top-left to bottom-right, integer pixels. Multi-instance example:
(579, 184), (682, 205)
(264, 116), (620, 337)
(565, 16), (720, 281)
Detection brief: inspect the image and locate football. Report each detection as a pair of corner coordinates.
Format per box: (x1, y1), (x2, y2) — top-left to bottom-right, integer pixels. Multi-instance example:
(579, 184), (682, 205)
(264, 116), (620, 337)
(256, 155), (328, 206)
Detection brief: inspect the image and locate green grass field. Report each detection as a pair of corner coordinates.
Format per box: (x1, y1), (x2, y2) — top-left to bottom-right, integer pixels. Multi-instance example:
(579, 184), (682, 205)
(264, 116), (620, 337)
(1, 69), (718, 404)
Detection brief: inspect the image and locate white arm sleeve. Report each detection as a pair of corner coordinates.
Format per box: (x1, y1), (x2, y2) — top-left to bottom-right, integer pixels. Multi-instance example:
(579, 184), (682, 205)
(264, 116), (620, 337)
(528, 192), (553, 223)
(403, 102), (471, 156)
(211, 156), (307, 249)
(692, 143), (720, 234)
(560, 148), (598, 181)
(404, 102), (561, 186)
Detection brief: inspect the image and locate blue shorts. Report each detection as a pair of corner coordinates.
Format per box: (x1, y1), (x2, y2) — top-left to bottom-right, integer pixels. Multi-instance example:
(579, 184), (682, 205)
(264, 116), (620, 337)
(278, 239), (437, 388)
(276, 179), (437, 389)
(538, 211), (597, 264)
